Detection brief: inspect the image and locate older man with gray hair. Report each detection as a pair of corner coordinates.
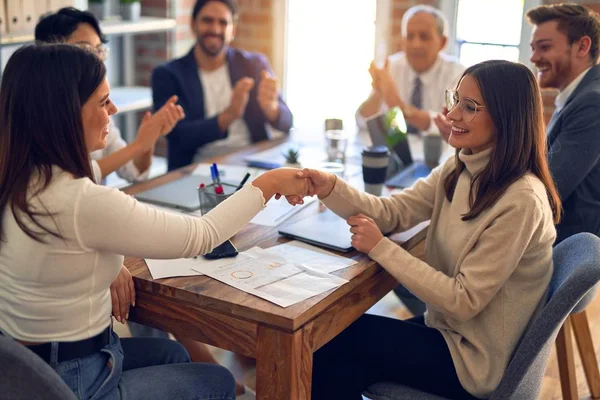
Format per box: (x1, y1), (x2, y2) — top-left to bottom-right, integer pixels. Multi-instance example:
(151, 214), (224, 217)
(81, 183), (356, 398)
(358, 5), (464, 135)
(358, 5), (464, 316)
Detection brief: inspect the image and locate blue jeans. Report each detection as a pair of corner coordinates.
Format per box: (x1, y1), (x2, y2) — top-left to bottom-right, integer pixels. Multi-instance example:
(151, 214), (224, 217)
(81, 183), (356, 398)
(127, 321), (170, 339)
(52, 331), (235, 400)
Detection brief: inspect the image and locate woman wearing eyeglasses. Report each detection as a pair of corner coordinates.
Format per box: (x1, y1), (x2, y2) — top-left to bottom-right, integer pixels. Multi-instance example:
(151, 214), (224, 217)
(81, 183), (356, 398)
(35, 7), (184, 185)
(288, 60), (562, 399)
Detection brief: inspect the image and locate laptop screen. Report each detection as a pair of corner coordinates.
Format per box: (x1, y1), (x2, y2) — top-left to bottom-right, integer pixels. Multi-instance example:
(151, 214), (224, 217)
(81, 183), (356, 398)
(365, 107), (413, 166)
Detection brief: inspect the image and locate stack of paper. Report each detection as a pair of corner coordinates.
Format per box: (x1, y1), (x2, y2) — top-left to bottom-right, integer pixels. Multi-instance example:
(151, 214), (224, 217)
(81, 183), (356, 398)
(144, 240), (356, 307)
(193, 242), (356, 307)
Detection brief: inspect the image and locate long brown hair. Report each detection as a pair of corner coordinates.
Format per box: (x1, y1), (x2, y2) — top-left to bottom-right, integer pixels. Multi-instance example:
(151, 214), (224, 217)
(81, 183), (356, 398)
(0, 44), (106, 244)
(444, 60), (562, 223)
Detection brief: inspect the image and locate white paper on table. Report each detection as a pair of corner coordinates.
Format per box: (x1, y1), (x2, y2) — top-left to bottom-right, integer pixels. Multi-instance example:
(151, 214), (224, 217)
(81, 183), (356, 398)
(145, 258), (203, 279)
(193, 249), (348, 307)
(146, 254), (250, 280)
(249, 241), (356, 273)
(250, 196), (317, 227)
(256, 270), (348, 307)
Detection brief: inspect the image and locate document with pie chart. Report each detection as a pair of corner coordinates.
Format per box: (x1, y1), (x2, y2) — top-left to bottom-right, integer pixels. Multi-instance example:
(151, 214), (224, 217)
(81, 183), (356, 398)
(193, 241), (354, 307)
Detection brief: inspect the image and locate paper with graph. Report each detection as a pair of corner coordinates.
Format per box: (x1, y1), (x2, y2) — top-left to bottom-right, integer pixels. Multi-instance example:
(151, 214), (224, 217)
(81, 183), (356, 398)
(192, 241), (354, 307)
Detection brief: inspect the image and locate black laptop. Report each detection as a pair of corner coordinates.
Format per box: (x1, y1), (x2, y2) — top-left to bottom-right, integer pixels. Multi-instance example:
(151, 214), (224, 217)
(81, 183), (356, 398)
(365, 109), (432, 189)
(278, 209), (353, 253)
(134, 175), (204, 212)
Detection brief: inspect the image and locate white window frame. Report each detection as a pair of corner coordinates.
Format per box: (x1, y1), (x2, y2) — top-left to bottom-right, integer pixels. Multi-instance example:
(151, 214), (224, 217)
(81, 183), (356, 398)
(439, 0), (541, 69)
(272, 0), (391, 100)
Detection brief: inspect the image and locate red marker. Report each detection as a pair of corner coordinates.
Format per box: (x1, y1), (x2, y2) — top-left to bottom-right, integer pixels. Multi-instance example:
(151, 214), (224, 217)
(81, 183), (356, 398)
(214, 185), (224, 195)
(198, 183), (205, 190)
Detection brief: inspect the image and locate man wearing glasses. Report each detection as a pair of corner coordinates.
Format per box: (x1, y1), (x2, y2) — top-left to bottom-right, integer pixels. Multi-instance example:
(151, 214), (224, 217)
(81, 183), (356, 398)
(528, 4), (600, 244)
(357, 5), (464, 136)
(152, 0), (293, 171)
(35, 7), (184, 184)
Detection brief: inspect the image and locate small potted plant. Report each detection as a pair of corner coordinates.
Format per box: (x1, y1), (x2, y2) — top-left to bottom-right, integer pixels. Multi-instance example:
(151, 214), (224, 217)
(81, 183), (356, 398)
(283, 148), (301, 168)
(88, 0), (109, 20)
(120, 0), (141, 21)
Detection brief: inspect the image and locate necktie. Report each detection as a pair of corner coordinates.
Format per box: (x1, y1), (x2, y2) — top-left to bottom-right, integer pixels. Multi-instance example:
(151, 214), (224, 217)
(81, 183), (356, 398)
(407, 77), (422, 134)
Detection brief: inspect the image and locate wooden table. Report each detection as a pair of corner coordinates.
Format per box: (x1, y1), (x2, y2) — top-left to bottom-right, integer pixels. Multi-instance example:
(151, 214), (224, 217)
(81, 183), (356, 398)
(123, 140), (428, 399)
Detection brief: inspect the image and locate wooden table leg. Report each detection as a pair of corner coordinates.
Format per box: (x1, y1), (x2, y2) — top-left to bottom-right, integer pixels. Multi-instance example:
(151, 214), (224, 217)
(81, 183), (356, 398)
(256, 324), (313, 400)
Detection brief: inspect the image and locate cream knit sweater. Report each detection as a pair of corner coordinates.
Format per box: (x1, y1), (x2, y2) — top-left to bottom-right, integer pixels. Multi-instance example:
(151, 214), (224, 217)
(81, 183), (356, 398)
(322, 148), (556, 398)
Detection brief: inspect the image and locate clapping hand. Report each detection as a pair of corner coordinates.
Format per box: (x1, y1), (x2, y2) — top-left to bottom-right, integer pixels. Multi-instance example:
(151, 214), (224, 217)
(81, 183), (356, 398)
(134, 95), (185, 151)
(257, 70), (279, 122)
(227, 77), (255, 119)
(377, 58), (404, 108)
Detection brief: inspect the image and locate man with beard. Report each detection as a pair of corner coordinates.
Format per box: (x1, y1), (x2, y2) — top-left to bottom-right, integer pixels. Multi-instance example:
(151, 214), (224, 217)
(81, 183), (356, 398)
(528, 3), (600, 243)
(152, 0), (293, 171)
(357, 5), (464, 135)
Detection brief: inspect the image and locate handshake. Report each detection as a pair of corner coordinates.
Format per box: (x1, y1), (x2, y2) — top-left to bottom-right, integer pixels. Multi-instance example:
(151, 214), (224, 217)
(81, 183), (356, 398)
(267, 168), (337, 204)
(253, 167), (385, 254)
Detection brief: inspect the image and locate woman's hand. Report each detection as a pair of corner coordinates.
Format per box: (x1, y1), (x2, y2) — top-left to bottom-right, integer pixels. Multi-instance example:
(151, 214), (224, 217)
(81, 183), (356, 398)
(110, 265), (136, 324)
(297, 169), (336, 199)
(134, 96), (185, 151)
(278, 168), (337, 205)
(253, 168), (314, 201)
(347, 214), (384, 253)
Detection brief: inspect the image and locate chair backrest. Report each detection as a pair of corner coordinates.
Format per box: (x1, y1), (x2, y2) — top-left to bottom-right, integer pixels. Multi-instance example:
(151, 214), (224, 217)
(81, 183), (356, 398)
(491, 232), (600, 400)
(0, 335), (77, 400)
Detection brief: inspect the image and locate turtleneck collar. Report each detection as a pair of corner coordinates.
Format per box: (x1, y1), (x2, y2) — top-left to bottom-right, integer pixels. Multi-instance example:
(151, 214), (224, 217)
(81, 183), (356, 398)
(458, 147), (493, 176)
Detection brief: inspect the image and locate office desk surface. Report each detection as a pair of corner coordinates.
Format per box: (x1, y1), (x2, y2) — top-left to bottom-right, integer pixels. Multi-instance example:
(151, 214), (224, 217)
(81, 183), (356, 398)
(123, 139), (429, 399)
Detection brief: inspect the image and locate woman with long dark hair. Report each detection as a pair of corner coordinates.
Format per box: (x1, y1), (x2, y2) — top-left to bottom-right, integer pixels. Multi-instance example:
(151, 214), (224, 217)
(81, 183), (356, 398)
(0, 44), (309, 399)
(293, 60), (561, 399)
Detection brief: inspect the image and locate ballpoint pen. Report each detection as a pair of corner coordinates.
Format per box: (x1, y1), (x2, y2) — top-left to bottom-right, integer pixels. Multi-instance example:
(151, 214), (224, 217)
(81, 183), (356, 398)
(212, 163), (222, 185)
(235, 172), (251, 191)
(210, 164), (224, 194)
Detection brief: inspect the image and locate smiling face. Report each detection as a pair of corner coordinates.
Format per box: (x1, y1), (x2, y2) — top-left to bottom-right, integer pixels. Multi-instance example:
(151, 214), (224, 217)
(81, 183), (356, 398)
(446, 75), (495, 153)
(404, 12), (447, 73)
(191, 1), (235, 57)
(81, 78), (117, 152)
(529, 20), (581, 91)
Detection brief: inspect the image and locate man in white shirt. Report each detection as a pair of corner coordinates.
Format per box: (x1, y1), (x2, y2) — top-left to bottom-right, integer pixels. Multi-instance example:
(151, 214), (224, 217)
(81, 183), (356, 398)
(357, 5), (464, 135)
(152, 0), (293, 170)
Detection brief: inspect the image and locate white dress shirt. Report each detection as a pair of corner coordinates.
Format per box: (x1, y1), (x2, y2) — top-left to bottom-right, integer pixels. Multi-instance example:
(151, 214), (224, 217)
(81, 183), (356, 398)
(0, 169), (265, 342)
(90, 119), (150, 184)
(357, 52), (465, 134)
(196, 64), (251, 160)
(554, 67), (591, 112)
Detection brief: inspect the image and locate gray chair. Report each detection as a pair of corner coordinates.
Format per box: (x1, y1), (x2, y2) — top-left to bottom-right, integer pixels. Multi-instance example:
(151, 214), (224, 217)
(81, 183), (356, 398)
(363, 232), (600, 400)
(0, 335), (77, 400)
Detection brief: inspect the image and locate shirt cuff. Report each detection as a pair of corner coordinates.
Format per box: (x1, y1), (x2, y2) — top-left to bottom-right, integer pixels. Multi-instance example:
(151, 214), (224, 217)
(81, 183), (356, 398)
(425, 111), (440, 135)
